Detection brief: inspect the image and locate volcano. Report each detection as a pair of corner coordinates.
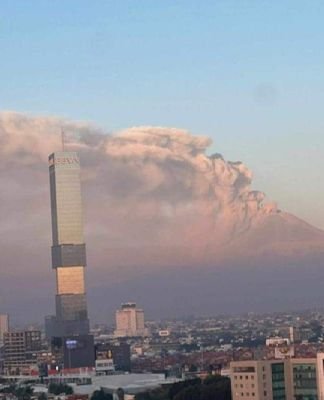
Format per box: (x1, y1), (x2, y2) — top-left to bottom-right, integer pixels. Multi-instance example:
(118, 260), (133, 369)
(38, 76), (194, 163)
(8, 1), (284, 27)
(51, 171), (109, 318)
(1, 112), (324, 321)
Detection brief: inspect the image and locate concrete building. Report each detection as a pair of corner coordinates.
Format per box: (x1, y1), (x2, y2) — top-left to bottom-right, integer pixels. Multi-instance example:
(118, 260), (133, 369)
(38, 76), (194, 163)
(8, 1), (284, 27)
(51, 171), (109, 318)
(46, 151), (89, 337)
(316, 353), (324, 400)
(0, 314), (9, 345)
(95, 358), (115, 375)
(230, 356), (322, 400)
(231, 360), (282, 400)
(3, 330), (41, 375)
(95, 342), (131, 372)
(265, 337), (290, 347)
(289, 358), (318, 400)
(62, 335), (95, 369)
(63, 373), (181, 399)
(50, 334), (95, 370)
(114, 303), (148, 338)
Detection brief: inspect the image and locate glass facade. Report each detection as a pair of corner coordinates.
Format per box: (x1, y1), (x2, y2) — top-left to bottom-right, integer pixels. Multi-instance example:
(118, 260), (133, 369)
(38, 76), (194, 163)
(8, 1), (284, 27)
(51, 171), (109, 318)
(56, 267), (85, 294)
(293, 363), (318, 400)
(52, 244), (86, 268)
(272, 363), (286, 400)
(56, 294), (88, 321)
(48, 152), (89, 336)
(49, 152), (84, 245)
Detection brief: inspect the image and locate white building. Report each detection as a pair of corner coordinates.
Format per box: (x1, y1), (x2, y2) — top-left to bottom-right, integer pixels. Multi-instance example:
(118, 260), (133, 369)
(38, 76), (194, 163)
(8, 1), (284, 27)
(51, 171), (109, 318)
(0, 314), (9, 345)
(159, 330), (170, 337)
(265, 336), (290, 346)
(114, 303), (149, 338)
(95, 359), (115, 375)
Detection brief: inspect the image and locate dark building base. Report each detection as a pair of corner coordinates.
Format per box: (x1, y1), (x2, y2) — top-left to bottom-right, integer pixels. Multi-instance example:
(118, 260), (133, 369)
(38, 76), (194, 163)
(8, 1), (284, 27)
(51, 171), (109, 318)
(95, 342), (131, 372)
(45, 315), (90, 339)
(51, 334), (95, 369)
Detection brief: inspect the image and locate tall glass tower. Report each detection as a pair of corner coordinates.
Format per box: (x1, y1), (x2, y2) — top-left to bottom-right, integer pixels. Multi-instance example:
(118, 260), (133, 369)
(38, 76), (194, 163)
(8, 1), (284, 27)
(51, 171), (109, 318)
(47, 151), (89, 337)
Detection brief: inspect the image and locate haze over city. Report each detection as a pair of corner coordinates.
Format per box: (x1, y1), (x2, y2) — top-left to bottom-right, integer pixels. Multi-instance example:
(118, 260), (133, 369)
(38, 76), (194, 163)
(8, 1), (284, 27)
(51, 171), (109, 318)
(1, 1), (324, 325)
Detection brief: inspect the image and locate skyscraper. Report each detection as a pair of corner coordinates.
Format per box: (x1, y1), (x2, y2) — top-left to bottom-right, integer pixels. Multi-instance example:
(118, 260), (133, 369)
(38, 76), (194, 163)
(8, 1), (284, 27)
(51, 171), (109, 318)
(46, 151), (89, 337)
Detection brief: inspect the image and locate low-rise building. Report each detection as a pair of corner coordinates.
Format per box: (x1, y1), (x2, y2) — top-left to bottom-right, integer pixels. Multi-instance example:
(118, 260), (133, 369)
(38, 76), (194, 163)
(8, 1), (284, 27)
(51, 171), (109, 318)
(95, 359), (115, 375)
(230, 355), (323, 400)
(95, 342), (131, 372)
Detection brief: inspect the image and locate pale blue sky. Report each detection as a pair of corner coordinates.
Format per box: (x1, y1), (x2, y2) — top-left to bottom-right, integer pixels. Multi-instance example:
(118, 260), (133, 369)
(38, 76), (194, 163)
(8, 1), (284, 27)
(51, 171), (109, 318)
(1, 1), (324, 227)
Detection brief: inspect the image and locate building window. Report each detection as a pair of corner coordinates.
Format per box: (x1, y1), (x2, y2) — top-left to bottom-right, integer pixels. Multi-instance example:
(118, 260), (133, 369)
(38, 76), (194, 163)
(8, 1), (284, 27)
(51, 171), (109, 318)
(271, 362), (286, 400)
(292, 363), (317, 399)
(234, 367), (256, 373)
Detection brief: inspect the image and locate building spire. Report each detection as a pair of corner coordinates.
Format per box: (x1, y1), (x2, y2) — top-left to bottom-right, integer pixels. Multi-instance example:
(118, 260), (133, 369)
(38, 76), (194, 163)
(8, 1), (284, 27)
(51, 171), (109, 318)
(61, 127), (65, 152)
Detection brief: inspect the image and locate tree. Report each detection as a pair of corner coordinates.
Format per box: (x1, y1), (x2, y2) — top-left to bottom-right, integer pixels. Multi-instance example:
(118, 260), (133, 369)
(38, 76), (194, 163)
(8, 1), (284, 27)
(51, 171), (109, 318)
(173, 385), (201, 400)
(135, 392), (153, 400)
(0, 384), (16, 394)
(173, 375), (231, 400)
(204, 374), (227, 386)
(48, 383), (73, 395)
(38, 393), (48, 400)
(91, 389), (113, 400)
(135, 387), (170, 400)
(135, 375), (231, 400)
(200, 380), (231, 400)
(168, 379), (201, 400)
(15, 385), (34, 400)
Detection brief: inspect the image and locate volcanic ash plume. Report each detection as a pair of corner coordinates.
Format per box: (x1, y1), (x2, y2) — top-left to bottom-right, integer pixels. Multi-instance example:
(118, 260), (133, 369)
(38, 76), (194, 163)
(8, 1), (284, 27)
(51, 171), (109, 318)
(3, 112), (324, 322)
(97, 126), (276, 249)
(1, 112), (323, 274)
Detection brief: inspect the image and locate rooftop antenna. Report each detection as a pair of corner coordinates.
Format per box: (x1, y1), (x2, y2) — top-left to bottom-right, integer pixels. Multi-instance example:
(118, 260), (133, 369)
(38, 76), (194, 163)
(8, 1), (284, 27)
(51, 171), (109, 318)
(61, 127), (65, 152)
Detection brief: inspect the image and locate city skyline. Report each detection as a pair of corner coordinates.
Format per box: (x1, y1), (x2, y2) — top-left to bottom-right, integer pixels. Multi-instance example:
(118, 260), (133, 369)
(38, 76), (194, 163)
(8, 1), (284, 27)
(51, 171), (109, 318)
(2, 3), (324, 398)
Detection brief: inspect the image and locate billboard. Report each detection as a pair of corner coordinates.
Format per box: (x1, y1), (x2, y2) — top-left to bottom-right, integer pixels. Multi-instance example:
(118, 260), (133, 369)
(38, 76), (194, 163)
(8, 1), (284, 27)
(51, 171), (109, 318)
(274, 346), (294, 359)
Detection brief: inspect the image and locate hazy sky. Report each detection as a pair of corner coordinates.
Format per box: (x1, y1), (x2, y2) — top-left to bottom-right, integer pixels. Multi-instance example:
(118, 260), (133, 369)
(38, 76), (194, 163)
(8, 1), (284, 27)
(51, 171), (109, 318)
(1, 1), (324, 228)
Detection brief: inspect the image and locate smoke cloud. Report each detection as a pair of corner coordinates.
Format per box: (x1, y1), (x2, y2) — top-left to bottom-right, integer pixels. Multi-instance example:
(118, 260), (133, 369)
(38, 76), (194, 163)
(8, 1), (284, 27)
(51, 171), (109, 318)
(0, 112), (276, 252)
(1, 112), (324, 322)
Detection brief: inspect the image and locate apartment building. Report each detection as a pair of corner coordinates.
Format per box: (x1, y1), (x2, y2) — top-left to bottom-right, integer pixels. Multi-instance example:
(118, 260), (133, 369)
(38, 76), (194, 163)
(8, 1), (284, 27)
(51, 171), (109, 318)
(3, 330), (41, 374)
(230, 359), (289, 400)
(230, 355), (322, 400)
